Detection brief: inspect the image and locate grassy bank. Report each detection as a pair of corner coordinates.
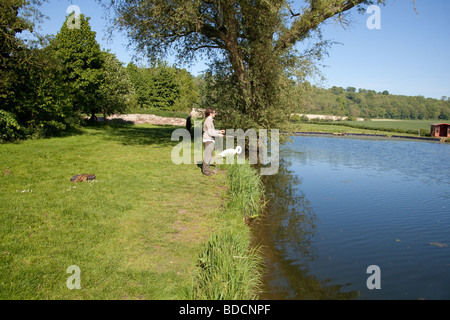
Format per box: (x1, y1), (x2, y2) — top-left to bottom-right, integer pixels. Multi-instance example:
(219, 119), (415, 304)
(292, 121), (435, 137)
(334, 120), (435, 136)
(187, 163), (265, 300)
(0, 123), (262, 299)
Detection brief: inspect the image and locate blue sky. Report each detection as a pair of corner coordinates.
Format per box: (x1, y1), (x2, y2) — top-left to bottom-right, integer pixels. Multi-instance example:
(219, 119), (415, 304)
(316, 0), (450, 99)
(33, 0), (449, 99)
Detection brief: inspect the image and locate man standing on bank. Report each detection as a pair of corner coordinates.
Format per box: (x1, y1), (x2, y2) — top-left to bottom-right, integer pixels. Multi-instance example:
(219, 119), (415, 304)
(203, 108), (225, 176)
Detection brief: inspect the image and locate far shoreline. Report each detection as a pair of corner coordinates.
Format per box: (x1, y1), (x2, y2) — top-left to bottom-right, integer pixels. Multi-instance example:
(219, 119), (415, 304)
(291, 131), (448, 143)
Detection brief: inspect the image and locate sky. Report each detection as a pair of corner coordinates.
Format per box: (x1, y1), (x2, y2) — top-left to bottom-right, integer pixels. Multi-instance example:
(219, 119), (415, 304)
(31, 0), (450, 99)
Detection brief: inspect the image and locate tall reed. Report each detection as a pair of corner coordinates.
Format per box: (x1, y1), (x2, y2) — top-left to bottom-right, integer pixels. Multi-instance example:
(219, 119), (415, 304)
(187, 229), (263, 300)
(186, 163), (265, 300)
(226, 163), (266, 219)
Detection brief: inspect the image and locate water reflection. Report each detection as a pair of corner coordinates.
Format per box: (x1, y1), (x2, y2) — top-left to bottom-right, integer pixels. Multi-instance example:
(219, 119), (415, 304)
(286, 136), (450, 185)
(253, 136), (450, 300)
(254, 159), (358, 300)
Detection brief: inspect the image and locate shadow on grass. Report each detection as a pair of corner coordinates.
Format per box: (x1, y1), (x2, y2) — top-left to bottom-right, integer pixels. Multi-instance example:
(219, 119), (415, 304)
(84, 121), (181, 147)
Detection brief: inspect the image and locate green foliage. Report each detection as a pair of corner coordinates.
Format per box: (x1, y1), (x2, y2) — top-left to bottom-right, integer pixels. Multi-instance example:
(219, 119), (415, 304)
(1, 6), (138, 142)
(51, 13), (104, 117)
(305, 120), (431, 136)
(187, 163), (265, 300)
(298, 86), (450, 120)
(109, 0), (385, 132)
(98, 51), (136, 118)
(151, 65), (180, 109)
(0, 124), (235, 299)
(1, 0), (83, 140)
(126, 62), (198, 112)
(333, 120), (435, 136)
(0, 110), (20, 142)
(173, 68), (199, 112)
(0, 0), (34, 136)
(2, 47), (80, 140)
(226, 163), (265, 219)
(188, 229), (263, 300)
(126, 62), (153, 109)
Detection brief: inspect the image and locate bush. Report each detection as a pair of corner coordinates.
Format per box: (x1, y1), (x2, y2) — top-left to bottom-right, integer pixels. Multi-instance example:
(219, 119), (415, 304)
(290, 114), (309, 123)
(0, 110), (21, 142)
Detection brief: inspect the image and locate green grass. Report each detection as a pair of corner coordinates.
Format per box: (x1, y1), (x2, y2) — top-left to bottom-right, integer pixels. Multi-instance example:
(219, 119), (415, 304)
(187, 228), (263, 300)
(0, 123), (234, 299)
(187, 163), (265, 300)
(226, 163), (266, 219)
(335, 120), (438, 136)
(293, 119), (441, 137)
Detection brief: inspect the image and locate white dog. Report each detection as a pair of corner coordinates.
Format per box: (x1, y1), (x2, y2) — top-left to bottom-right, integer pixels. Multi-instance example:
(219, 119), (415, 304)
(215, 146), (242, 158)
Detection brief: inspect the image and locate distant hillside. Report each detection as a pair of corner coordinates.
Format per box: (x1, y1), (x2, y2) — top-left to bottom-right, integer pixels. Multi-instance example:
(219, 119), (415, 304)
(297, 86), (450, 120)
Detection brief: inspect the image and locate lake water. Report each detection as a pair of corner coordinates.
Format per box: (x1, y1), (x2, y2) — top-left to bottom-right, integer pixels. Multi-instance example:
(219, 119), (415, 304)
(254, 135), (450, 300)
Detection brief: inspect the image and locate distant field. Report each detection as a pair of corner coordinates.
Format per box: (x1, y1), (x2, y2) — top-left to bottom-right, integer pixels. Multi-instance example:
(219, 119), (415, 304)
(292, 119), (445, 137)
(338, 120), (438, 133)
(294, 123), (416, 137)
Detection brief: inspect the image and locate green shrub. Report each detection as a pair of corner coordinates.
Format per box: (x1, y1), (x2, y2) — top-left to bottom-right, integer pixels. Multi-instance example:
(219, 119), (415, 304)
(0, 110), (21, 142)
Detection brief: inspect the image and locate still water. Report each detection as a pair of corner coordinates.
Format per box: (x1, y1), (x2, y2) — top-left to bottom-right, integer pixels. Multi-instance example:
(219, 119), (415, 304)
(254, 135), (450, 300)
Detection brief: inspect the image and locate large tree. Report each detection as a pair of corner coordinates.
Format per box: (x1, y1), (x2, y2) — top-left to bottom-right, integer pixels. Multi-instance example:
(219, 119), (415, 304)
(0, 0), (37, 124)
(126, 62), (179, 109)
(98, 51), (136, 119)
(1, 0), (78, 140)
(51, 13), (104, 119)
(126, 63), (199, 111)
(108, 0), (391, 131)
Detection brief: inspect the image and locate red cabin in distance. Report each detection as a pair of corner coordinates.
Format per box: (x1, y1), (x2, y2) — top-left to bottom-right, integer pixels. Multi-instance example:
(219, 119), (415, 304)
(430, 123), (450, 137)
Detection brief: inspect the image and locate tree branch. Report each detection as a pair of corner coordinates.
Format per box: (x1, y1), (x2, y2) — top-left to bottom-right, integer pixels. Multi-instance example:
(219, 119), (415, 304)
(189, 44), (223, 51)
(274, 0), (367, 53)
(287, 6), (300, 18)
(412, 0), (418, 15)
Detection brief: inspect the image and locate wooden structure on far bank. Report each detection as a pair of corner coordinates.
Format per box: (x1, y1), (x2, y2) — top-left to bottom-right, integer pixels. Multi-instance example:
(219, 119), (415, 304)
(430, 123), (450, 137)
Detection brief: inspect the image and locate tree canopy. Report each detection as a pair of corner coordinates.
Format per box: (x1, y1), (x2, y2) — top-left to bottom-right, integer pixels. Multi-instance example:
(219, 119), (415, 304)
(0, 3), (136, 141)
(126, 62), (199, 112)
(51, 13), (104, 118)
(0, 0), (75, 140)
(107, 0), (388, 131)
(298, 86), (450, 120)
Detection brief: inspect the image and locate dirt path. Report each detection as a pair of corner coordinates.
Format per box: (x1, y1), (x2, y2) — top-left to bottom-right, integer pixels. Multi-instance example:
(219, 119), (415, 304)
(105, 114), (186, 126)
